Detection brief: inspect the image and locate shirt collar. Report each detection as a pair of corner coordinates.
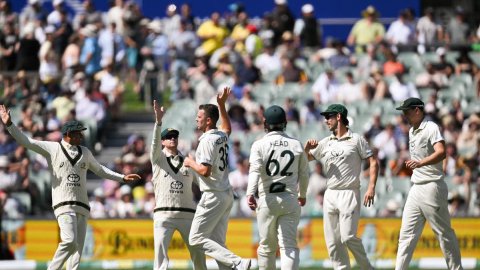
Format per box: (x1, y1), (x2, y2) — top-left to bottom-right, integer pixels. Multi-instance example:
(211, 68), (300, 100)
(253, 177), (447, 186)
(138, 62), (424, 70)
(199, 128), (218, 141)
(413, 120), (428, 133)
(265, 131), (285, 137)
(329, 129), (353, 141)
(61, 140), (77, 150)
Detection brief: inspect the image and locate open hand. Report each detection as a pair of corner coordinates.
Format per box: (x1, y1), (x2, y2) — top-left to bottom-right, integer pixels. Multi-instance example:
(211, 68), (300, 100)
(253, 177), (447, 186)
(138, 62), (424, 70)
(153, 100), (165, 123)
(217, 86), (231, 106)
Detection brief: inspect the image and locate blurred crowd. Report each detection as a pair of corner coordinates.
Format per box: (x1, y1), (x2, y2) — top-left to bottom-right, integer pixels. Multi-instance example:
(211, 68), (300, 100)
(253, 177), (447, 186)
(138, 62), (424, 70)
(0, 0), (480, 220)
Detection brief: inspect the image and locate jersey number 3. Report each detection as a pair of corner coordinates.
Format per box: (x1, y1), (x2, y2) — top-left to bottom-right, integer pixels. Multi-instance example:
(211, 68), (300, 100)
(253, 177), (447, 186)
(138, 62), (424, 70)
(266, 150), (294, 176)
(218, 144), (229, 171)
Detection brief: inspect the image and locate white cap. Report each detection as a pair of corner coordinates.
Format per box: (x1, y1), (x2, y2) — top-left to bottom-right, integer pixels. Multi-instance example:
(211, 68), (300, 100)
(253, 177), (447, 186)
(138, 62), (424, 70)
(167, 4), (177, 13)
(386, 199), (399, 211)
(24, 22), (36, 35)
(436, 47), (446, 56)
(29, 0), (40, 4)
(275, 0), (287, 5)
(53, 0), (64, 6)
(94, 187), (105, 197)
(0, 155), (8, 167)
(45, 25), (56, 34)
(120, 185), (132, 195)
(80, 24), (97, 37)
(302, 4), (314, 13)
(148, 19), (162, 33)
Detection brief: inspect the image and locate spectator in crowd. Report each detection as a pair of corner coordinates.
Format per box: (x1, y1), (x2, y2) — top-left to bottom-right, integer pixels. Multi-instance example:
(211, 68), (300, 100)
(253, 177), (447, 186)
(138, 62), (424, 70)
(89, 187), (108, 219)
(0, 22), (18, 71)
(448, 191), (468, 217)
(347, 5), (385, 53)
(114, 184), (136, 218)
(254, 44), (281, 78)
(294, 4), (321, 51)
(379, 199), (401, 217)
(80, 24), (102, 77)
(300, 99), (322, 125)
(383, 50), (405, 76)
(244, 24), (263, 58)
(15, 22), (40, 71)
(230, 11), (249, 54)
(196, 12), (229, 57)
(47, 0), (64, 26)
(388, 73), (420, 102)
(73, 0), (102, 30)
(312, 69), (340, 104)
(228, 158), (251, 217)
(386, 9), (415, 48)
(180, 3), (195, 31)
(416, 7), (442, 50)
(364, 68), (389, 100)
(337, 72), (368, 104)
(53, 10), (73, 58)
(19, 0), (46, 35)
(275, 56), (308, 85)
(445, 7), (470, 46)
(270, 0), (295, 47)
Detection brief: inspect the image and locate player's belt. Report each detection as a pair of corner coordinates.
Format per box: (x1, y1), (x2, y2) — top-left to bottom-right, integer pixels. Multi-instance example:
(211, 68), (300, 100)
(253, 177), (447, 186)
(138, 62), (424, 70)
(154, 207), (196, 213)
(53, 201), (91, 211)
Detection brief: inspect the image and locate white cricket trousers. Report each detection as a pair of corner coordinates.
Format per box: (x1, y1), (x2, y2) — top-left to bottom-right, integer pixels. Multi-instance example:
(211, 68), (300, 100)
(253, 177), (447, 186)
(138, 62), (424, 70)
(395, 181), (463, 270)
(189, 189), (242, 269)
(323, 189), (373, 270)
(153, 217), (207, 270)
(48, 212), (87, 270)
(256, 193), (300, 270)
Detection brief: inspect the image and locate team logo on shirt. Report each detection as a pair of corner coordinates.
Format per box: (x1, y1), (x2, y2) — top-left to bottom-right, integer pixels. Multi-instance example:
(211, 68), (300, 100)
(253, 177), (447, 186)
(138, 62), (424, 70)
(326, 149), (345, 163)
(59, 162), (65, 168)
(67, 174), (81, 187)
(170, 180), (184, 194)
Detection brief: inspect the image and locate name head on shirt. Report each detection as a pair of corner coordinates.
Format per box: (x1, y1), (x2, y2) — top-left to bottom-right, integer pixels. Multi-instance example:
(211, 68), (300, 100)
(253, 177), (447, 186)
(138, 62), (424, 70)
(215, 136), (228, 145)
(270, 140), (289, 147)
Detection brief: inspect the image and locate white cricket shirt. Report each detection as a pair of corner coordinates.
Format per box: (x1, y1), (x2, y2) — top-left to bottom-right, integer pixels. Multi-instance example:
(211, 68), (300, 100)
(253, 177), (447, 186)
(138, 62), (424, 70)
(246, 131), (309, 198)
(408, 120), (444, 184)
(195, 129), (231, 192)
(310, 129), (373, 190)
(150, 124), (197, 219)
(7, 124), (125, 217)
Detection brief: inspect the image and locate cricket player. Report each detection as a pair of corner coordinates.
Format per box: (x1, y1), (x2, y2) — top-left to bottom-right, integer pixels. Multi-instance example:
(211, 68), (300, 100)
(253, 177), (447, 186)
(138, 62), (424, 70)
(150, 100), (206, 270)
(183, 87), (251, 270)
(0, 104), (141, 270)
(394, 97), (463, 270)
(304, 104), (377, 270)
(246, 105), (309, 270)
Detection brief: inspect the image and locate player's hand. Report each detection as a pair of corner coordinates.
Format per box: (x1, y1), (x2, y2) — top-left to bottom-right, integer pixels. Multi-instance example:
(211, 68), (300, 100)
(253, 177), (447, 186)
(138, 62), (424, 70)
(304, 139), (318, 151)
(183, 155), (195, 168)
(0, 105), (12, 126)
(405, 159), (421, 170)
(247, 195), (257, 210)
(153, 100), (165, 124)
(217, 86), (231, 106)
(123, 174), (141, 182)
(363, 187), (375, 207)
(298, 197), (306, 207)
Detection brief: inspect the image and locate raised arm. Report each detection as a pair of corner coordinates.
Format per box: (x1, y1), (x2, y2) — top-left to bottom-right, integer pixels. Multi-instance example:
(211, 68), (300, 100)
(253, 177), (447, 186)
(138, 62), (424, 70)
(150, 100), (165, 162)
(217, 87), (231, 136)
(0, 104), (52, 157)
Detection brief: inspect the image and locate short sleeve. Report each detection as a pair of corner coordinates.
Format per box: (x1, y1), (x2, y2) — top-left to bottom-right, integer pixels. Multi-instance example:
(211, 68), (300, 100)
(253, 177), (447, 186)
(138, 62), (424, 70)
(357, 135), (373, 159)
(429, 122), (444, 145)
(195, 138), (214, 166)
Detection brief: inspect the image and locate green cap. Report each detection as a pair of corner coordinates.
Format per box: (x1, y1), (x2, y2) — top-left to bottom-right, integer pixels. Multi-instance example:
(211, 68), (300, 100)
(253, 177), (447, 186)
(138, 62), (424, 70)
(161, 128), (179, 139)
(395, 97), (424, 110)
(264, 105), (286, 125)
(61, 120), (87, 135)
(320, 104), (348, 117)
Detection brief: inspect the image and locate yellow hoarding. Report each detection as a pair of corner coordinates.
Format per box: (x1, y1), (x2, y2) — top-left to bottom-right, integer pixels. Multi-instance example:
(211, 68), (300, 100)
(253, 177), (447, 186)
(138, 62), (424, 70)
(22, 218), (480, 261)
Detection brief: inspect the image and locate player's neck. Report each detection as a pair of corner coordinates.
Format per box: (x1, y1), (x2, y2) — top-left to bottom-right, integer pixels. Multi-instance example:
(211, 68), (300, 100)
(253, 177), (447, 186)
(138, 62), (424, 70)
(164, 147), (178, 156)
(334, 125), (348, 138)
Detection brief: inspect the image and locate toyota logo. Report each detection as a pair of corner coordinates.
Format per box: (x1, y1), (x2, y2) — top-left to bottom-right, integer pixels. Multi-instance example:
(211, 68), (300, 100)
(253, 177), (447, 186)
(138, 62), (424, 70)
(170, 181), (183, 190)
(67, 174), (80, 183)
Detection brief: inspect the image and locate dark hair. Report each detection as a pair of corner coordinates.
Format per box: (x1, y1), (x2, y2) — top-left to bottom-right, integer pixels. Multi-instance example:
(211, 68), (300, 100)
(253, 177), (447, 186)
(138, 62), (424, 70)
(199, 104), (219, 125)
(340, 114), (349, 126)
(264, 122), (286, 132)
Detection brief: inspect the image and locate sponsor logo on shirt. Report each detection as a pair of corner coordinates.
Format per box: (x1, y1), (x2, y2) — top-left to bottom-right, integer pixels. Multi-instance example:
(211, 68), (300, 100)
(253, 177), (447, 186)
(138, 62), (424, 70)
(170, 180), (184, 194)
(67, 173), (81, 187)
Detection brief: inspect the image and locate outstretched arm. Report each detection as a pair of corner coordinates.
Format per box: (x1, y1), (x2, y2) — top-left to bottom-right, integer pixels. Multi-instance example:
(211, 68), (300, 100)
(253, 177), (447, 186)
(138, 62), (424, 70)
(217, 87), (231, 136)
(151, 100), (165, 163)
(0, 104), (52, 157)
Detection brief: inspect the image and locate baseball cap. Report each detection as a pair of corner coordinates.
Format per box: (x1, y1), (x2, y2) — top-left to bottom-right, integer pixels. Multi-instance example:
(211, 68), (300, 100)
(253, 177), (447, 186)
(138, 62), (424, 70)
(302, 4), (314, 14)
(264, 105), (287, 125)
(161, 128), (179, 139)
(395, 97), (425, 110)
(61, 120), (87, 135)
(320, 104), (348, 118)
